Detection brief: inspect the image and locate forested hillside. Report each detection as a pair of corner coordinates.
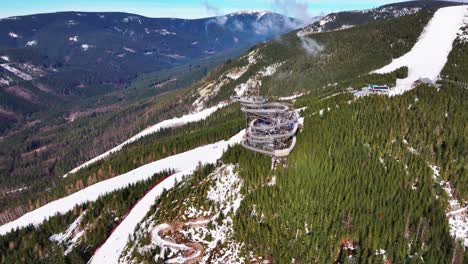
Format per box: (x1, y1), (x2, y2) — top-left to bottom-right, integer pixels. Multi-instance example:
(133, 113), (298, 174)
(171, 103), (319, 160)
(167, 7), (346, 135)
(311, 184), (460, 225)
(118, 82), (466, 263)
(0, 4), (437, 226)
(0, 2), (467, 263)
(0, 10), (301, 224)
(299, 0), (461, 35)
(0, 170), (173, 263)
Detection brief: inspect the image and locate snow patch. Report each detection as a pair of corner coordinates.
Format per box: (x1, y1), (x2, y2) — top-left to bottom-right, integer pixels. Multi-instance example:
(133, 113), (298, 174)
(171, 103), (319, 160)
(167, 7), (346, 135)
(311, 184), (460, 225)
(372, 6), (468, 96)
(161, 53), (185, 59)
(81, 44), (93, 51)
(123, 47), (136, 53)
(429, 163), (468, 247)
(259, 62), (284, 77)
(234, 62), (283, 96)
(122, 16), (142, 23)
(225, 66), (248, 80)
(25, 40), (37, 46)
(0, 64), (33, 81)
(193, 80), (230, 111)
(155, 29), (176, 35)
(279, 93), (304, 101)
(8, 32), (20, 38)
(50, 211), (86, 255)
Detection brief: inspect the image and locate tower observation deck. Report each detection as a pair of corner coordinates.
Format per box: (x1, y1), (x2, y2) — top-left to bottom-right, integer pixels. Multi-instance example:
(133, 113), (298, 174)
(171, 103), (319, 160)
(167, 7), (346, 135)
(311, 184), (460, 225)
(232, 81), (299, 158)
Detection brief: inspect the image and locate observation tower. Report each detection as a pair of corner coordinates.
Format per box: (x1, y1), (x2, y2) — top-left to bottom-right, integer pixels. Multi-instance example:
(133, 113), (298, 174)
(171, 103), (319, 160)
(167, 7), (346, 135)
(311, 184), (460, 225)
(232, 80), (299, 161)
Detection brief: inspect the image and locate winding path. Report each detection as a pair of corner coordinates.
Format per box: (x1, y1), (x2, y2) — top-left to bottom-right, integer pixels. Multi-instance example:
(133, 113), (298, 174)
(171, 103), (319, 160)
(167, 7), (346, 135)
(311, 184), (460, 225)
(151, 218), (213, 264)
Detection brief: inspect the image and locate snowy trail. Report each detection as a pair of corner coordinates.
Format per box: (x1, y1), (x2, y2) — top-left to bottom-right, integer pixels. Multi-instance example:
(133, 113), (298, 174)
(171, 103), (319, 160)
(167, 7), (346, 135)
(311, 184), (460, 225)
(151, 222), (204, 264)
(64, 103), (228, 177)
(0, 130), (244, 236)
(372, 6), (468, 96)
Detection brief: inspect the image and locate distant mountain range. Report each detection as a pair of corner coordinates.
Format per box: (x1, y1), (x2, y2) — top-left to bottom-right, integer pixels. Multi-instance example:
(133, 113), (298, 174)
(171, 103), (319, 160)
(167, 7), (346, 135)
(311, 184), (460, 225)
(0, 11), (299, 94)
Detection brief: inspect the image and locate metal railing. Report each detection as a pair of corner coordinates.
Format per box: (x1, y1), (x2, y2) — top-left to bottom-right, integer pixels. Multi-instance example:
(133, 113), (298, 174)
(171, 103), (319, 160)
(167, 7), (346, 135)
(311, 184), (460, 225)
(232, 88), (300, 158)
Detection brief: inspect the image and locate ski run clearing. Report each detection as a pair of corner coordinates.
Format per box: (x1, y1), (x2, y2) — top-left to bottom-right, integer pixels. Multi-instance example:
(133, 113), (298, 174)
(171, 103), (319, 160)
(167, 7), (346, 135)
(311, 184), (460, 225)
(0, 130), (244, 236)
(373, 6), (468, 96)
(89, 136), (243, 263)
(64, 102), (228, 177)
(120, 164), (245, 263)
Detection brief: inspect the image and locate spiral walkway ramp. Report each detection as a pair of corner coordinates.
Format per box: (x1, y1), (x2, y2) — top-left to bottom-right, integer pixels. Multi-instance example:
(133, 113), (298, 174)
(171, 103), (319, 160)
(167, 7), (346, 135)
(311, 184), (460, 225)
(231, 95), (299, 158)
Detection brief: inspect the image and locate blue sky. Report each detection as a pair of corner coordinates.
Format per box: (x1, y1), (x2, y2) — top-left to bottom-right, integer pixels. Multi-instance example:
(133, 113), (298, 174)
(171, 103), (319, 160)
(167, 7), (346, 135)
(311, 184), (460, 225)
(0, 0), (432, 19)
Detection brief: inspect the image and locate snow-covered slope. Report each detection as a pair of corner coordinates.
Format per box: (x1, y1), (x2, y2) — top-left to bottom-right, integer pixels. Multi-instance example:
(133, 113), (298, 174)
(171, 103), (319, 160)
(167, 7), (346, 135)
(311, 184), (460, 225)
(298, 5), (421, 35)
(89, 171), (190, 264)
(64, 103), (227, 177)
(372, 6), (468, 95)
(120, 164), (246, 263)
(0, 130), (244, 236)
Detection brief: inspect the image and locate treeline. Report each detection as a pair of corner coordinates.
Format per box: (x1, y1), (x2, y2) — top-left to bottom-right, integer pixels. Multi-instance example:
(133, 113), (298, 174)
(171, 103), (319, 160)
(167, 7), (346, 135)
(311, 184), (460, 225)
(441, 34), (468, 83)
(9, 104), (243, 221)
(0, 170), (172, 264)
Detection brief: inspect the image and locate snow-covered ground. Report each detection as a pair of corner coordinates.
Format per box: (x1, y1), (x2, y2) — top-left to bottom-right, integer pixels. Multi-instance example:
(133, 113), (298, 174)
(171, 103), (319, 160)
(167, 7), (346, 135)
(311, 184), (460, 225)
(192, 50), (261, 111)
(429, 163), (468, 247)
(122, 164), (245, 263)
(8, 32), (20, 38)
(278, 93), (304, 101)
(123, 47), (136, 53)
(0, 64), (33, 81)
(64, 102), (228, 177)
(0, 130), (244, 236)
(88, 135), (243, 263)
(225, 66), (249, 80)
(81, 44), (92, 51)
(154, 29), (176, 35)
(234, 62), (284, 96)
(373, 6), (468, 96)
(50, 211), (86, 255)
(25, 40), (37, 46)
(69, 35), (78, 42)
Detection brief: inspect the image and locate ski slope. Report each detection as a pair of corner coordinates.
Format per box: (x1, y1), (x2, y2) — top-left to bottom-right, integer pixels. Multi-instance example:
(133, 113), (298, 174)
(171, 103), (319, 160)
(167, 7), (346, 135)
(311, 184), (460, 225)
(0, 130), (244, 236)
(372, 6), (468, 96)
(89, 172), (192, 264)
(64, 102), (228, 177)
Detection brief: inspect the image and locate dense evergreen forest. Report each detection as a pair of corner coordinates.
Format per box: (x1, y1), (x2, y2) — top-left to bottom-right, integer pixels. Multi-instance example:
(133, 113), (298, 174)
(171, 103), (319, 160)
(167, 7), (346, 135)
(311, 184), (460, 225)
(0, 103), (243, 221)
(0, 170), (172, 264)
(122, 83), (466, 263)
(0, 48), (234, 224)
(201, 10), (433, 105)
(232, 83), (466, 263)
(0, 4), (467, 263)
(0, 9), (434, 224)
